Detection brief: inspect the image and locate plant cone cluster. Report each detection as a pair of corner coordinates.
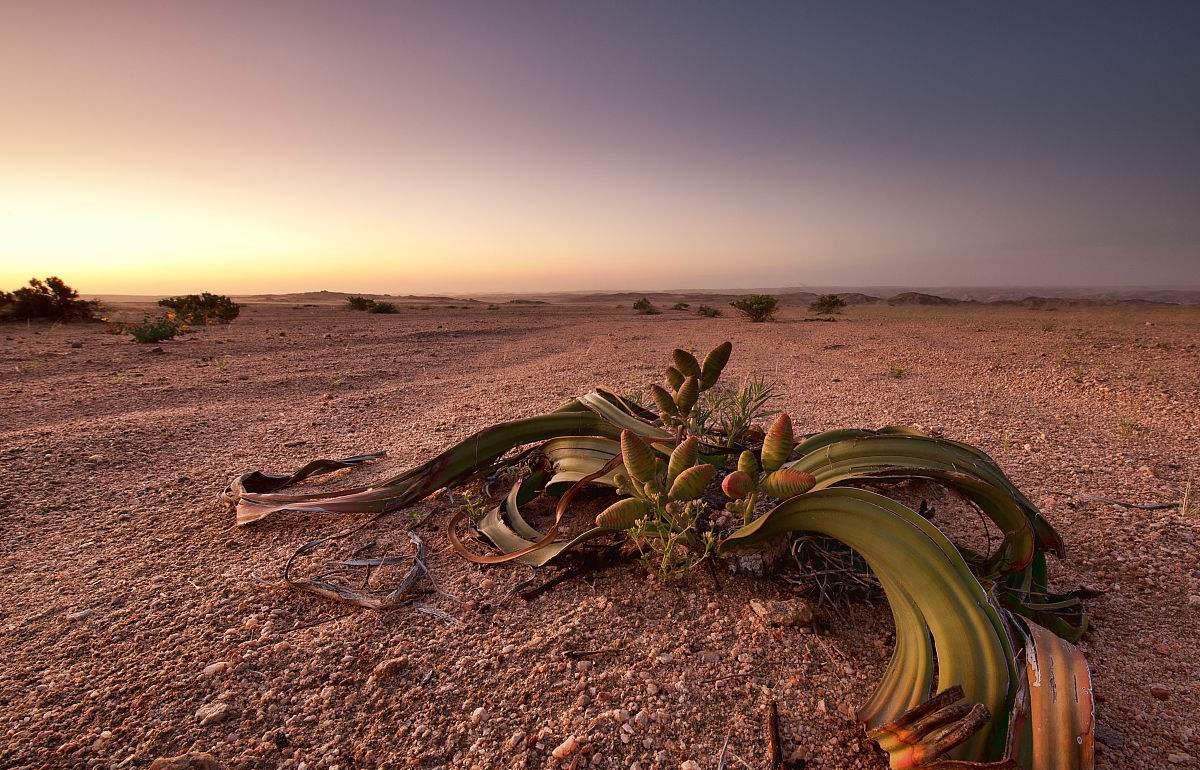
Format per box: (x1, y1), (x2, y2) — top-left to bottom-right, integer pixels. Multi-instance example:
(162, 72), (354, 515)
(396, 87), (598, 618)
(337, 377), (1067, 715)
(658, 342), (731, 433)
(592, 428), (718, 572)
(722, 413), (816, 522)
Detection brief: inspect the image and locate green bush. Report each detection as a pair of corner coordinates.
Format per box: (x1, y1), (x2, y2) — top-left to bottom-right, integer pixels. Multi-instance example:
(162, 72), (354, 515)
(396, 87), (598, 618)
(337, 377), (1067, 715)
(158, 293), (240, 324)
(633, 297), (661, 315)
(368, 301), (399, 314)
(130, 317), (180, 343)
(672, 302), (690, 310)
(729, 294), (779, 322)
(809, 294), (847, 316)
(696, 305), (721, 318)
(0, 277), (98, 322)
(346, 295), (377, 311)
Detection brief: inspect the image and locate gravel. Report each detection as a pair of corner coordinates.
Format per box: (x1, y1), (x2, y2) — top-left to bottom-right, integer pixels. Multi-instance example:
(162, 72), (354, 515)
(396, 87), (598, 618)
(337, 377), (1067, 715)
(0, 300), (1197, 769)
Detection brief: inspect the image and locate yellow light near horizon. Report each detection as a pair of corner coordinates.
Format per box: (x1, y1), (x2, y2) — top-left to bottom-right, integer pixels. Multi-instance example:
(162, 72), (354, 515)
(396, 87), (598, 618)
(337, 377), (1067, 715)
(0, 176), (325, 291)
(0, 160), (854, 294)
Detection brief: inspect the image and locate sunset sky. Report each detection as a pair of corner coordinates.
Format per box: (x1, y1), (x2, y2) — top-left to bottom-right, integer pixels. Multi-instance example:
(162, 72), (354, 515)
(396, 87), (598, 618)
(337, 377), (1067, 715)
(2, 2), (1197, 295)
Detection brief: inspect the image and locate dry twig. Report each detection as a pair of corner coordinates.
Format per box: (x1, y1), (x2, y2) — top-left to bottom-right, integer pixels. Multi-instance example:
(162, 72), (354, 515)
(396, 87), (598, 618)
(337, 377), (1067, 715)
(765, 701), (783, 769)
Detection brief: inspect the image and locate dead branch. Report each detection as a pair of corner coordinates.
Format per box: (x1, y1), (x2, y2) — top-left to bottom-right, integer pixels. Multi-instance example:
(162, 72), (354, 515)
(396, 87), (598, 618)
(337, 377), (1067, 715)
(414, 604), (462, 626)
(517, 542), (632, 601)
(765, 701), (783, 769)
(283, 531), (429, 609)
(1074, 497), (1180, 511)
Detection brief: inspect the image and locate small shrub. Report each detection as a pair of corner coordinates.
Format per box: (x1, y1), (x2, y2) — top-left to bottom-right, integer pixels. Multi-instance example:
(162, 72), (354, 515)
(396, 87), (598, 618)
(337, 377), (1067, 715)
(696, 305), (721, 318)
(0, 276), (98, 322)
(346, 296), (376, 311)
(158, 292), (239, 324)
(130, 317), (180, 343)
(633, 297), (661, 315)
(672, 302), (691, 310)
(368, 301), (399, 314)
(1117, 415), (1142, 436)
(809, 294), (846, 316)
(730, 294), (778, 322)
(887, 365), (906, 379)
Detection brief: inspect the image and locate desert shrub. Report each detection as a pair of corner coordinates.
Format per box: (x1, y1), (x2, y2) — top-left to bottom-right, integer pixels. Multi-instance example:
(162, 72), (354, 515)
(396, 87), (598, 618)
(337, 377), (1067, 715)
(730, 294), (778, 322)
(633, 297), (661, 315)
(809, 294), (846, 316)
(368, 301), (399, 314)
(346, 295), (376, 311)
(696, 305), (721, 317)
(130, 317), (180, 343)
(0, 277), (98, 322)
(672, 302), (690, 310)
(158, 292), (239, 324)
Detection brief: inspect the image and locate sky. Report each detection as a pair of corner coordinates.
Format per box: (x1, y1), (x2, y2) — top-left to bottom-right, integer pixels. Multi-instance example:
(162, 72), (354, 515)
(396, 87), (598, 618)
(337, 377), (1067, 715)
(1, 1), (1198, 295)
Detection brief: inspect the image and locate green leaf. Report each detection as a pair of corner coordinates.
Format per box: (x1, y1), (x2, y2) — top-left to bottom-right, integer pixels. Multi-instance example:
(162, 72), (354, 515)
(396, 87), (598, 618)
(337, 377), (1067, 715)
(720, 488), (1016, 762)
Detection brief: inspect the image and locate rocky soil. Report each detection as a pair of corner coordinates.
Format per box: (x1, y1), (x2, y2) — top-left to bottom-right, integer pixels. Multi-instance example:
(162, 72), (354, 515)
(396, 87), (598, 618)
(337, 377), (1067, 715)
(1, 300), (1197, 769)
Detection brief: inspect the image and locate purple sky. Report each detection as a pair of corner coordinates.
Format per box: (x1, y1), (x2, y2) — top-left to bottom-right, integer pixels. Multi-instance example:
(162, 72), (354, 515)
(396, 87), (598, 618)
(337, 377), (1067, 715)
(2, 1), (1197, 293)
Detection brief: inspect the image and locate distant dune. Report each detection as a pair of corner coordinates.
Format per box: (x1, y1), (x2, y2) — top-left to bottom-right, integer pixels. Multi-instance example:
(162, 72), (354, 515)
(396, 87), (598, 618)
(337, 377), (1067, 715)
(887, 292), (962, 306)
(85, 286), (1200, 307)
(233, 290), (483, 305)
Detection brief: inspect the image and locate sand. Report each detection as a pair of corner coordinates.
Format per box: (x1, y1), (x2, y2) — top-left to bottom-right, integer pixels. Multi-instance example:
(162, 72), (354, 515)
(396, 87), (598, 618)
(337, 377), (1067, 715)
(1, 300), (1197, 769)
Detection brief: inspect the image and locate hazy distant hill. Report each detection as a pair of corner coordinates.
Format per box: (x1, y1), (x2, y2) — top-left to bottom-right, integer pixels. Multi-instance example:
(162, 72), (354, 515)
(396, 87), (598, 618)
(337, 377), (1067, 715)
(233, 290), (483, 305)
(86, 286), (1200, 307)
(887, 292), (962, 306)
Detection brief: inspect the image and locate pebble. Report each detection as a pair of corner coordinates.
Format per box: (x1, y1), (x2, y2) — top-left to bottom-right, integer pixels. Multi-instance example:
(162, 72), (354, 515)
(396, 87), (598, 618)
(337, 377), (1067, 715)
(552, 735), (580, 759)
(680, 762), (701, 770)
(195, 702), (233, 726)
(749, 598), (814, 627)
(370, 658), (407, 683)
(505, 729), (526, 750)
(469, 706), (486, 724)
(1168, 754), (1192, 765)
(147, 752), (225, 770)
(202, 662), (231, 677)
(1150, 685), (1171, 700)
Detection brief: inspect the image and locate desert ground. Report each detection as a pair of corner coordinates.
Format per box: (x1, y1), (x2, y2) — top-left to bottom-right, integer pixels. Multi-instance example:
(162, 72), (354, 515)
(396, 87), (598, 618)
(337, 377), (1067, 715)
(1, 299), (1197, 770)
